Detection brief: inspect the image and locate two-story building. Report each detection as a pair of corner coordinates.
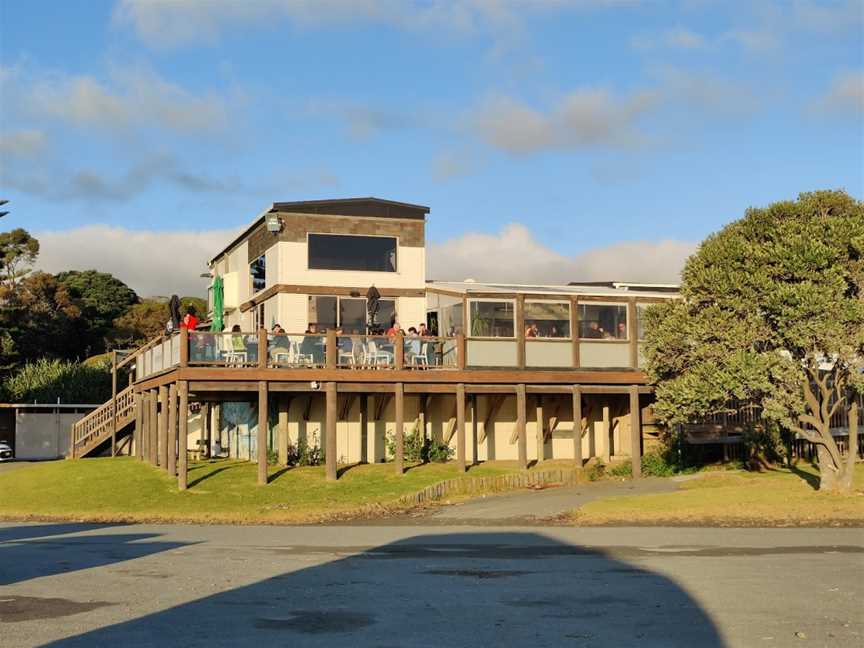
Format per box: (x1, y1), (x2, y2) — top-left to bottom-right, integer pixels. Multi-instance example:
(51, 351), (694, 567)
(72, 197), (679, 490)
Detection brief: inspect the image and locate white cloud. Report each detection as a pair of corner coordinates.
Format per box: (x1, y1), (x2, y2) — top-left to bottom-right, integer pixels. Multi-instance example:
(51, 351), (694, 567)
(472, 88), (658, 154)
(428, 223), (694, 284)
(34, 225), (240, 297)
(631, 27), (707, 50)
(25, 66), (229, 134)
(113, 0), (640, 48)
(431, 151), (477, 182)
(721, 29), (780, 53)
(0, 130), (47, 158)
(811, 70), (864, 116)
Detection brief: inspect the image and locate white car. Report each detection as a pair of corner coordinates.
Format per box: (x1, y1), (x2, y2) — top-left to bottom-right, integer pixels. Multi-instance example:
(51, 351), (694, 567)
(0, 442), (13, 462)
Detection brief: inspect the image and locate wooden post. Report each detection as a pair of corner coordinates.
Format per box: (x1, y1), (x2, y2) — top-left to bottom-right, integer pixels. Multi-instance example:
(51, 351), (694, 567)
(516, 384), (527, 469)
(111, 350), (118, 456)
(325, 329), (337, 369)
(167, 384), (178, 476)
(456, 333), (466, 369)
(201, 402), (211, 459)
(394, 331), (404, 369)
(179, 327), (189, 367)
(148, 390), (158, 466)
(630, 385), (642, 478)
(535, 395), (545, 463)
(360, 395), (369, 464)
(516, 294), (526, 369)
(456, 383), (466, 472)
(602, 403), (611, 463)
(134, 393), (143, 460)
(628, 299), (638, 368)
(178, 381), (188, 490)
(278, 395), (290, 466)
(570, 296), (580, 368)
(394, 382), (404, 475)
(258, 328), (268, 369)
(325, 381), (337, 481)
(158, 386), (169, 470)
(140, 392), (149, 461)
(572, 385), (583, 468)
(258, 381), (268, 485)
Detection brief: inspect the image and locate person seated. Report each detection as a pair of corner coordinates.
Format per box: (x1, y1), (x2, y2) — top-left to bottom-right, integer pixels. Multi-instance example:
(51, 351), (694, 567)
(386, 321), (402, 337)
(406, 326), (421, 360)
(269, 324), (290, 363)
(583, 321), (604, 339)
(616, 322), (628, 339)
(525, 323), (538, 338)
(418, 322), (429, 337)
(300, 324), (320, 363)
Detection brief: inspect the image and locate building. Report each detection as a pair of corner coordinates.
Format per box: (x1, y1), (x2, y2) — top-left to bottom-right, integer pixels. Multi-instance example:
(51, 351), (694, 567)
(71, 197), (679, 487)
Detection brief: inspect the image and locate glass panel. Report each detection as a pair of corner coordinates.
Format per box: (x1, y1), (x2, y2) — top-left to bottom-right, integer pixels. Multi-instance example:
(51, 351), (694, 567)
(335, 335), (395, 368)
(339, 298), (366, 333)
(308, 296), (337, 331)
(440, 302), (463, 336)
(308, 234), (397, 272)
(524, 302), (570, 338)
(403, 336), (458, 369)
(578, 303), (628, 340)
(250, 255), (266, 293)
(370, 299), (396, 333)
(189, 332), (259, 366)
(269, 334), (326, 367)
(469, 300), (515, 338)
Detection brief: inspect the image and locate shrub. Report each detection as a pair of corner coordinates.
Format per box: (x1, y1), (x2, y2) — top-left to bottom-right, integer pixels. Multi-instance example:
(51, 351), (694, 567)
(641, 450), (678, 477)
(585, 461), (606, 481)
(1, 358), (111, 404)
(284, 432), (324, 467)
(386, 425), (453, 464)
(608, 461), (632, 478)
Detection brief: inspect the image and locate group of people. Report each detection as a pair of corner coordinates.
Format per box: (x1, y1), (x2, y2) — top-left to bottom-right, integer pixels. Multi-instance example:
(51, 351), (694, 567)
(524, 323), (565, 338)
(581, 321), (628, 340)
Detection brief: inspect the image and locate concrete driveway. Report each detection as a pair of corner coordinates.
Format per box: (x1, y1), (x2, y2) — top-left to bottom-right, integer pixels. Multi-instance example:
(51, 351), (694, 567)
(1, 523), (862, 647)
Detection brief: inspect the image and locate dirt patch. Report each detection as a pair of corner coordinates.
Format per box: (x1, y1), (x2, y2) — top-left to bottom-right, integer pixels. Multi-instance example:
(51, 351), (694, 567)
(0, 595), (111, 622)
(254, 610), (375, 634)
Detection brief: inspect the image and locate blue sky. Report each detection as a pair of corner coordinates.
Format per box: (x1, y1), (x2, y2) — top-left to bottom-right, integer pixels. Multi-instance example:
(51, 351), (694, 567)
(1, 0), (862, 295)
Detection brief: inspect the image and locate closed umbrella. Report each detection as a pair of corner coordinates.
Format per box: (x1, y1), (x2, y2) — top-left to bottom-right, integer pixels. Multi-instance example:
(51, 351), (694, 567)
(366, 285), (380, 333)
(168, 294), (182, 331)
(210, 276), (224, 332)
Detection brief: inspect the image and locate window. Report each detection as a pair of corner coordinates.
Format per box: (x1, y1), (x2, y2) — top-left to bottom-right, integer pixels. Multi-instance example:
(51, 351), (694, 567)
(524, 301), (570, 338)
(469, 300), (515, 338)
(307, 296), (397, 333)
(440, 302), (463, 336)
(250, 255), (266, 293)
(308, 234), (397, 272)
(578, 303), (628, 340)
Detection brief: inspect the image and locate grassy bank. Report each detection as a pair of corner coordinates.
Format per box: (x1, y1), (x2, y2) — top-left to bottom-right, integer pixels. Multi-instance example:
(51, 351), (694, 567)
(0, 457), (530, 524)
(568, 463), (864, 527)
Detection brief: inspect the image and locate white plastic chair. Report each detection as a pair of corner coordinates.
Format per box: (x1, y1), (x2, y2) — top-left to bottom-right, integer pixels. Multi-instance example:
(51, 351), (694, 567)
(411, 342), (430, 368)
(366, 340), (393, 367)
(221, 335), (247, 366)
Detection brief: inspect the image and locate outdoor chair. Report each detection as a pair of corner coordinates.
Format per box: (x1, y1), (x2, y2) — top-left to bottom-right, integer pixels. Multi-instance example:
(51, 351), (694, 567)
(411, 342), (430, 368)
(338, 343), (356, 367)
(366, 340), (393, 367)
(221, 335), (247, 366)
(293, 341), (315, 366)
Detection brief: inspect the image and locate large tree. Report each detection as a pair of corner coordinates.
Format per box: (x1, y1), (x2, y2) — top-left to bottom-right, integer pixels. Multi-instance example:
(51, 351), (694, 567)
(0, 228), (39, 291)
(644, 190), (863, 492)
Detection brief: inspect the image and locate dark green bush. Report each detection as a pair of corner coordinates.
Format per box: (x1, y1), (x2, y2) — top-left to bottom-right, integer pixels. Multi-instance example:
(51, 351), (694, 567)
(285, 432), (324, 466)
(1, 358), (111, 404)
(640, 450), (678, 477)
(608, 461), (632, 477)
(386, 425), (453, 464)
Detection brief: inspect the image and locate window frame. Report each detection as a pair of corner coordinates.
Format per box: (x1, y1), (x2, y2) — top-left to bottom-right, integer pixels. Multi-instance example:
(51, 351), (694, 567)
(523, 299), (572, 340)
(468, 298), (516, 339)
(577, 301), (630, 342)
(306, 295), (397, 332)
(249, 255), (266, 295)
(306, 232), (399, 273)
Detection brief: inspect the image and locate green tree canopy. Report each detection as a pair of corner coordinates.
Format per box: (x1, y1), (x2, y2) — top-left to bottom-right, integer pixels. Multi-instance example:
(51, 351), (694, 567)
(0, 228), (39, 291)
(644, 190), (864, 492)
(113, 296), (207, 345)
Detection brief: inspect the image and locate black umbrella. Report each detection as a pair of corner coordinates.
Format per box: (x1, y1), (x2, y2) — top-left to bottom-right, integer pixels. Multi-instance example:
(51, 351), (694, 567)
(168, 295), (182, 331)
(365, 285), (381, 333)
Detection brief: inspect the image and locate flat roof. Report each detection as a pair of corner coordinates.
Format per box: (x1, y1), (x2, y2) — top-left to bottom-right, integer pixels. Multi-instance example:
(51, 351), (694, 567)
(209, 197), (430, 265)
(426, 281), (678, 299)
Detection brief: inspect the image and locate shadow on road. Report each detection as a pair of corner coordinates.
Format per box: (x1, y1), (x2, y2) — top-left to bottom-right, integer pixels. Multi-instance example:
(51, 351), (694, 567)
(43, 532), (725, 647)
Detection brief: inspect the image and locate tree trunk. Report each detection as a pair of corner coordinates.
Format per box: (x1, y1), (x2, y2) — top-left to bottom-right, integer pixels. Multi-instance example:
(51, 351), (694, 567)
(837, 400), (858, 493)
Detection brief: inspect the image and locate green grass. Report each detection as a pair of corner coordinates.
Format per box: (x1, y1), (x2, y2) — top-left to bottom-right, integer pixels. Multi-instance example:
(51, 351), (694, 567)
(0, 458), (526, 524)
(569, 463), (864, 527)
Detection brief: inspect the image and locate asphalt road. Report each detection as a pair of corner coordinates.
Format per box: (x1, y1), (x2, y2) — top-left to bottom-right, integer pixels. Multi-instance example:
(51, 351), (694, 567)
(1, 523), (862, 647)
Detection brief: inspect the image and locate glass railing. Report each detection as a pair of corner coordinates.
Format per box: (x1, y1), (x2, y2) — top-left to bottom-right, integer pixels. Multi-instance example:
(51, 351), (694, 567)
(403, 336), (458, 368)
(189, 332), (259, 366)
(336, 335), (396, 368)
(268, 334), (326, 368)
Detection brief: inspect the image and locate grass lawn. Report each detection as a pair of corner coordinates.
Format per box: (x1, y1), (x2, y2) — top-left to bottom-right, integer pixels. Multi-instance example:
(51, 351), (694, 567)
(568, 463), (864, 527)
(0, 457), (534, 524)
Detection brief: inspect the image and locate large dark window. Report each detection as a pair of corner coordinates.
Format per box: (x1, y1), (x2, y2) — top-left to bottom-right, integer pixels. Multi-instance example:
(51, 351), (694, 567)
(250, 255), (266, 293)
(308, 234), (397, 272)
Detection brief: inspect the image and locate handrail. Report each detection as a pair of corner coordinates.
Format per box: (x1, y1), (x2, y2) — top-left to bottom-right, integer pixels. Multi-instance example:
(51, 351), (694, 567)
(116, 334), (166, 370)
(72, 385), (136, 453)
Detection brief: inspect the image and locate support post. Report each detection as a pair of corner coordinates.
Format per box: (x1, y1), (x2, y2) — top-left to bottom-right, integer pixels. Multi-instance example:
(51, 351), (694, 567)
(111, 350), (117, 456)
(179, 327), (189, 367)
(325, 381), (337, 481)
(516, 384), (527, 469)
(630, 385), (642, 478)
(158, 385), (169, 470)
(141, 392), (149, 461)
(148, 390), (158, 466)
(456, 383), (466, 472)
(278, 395), (290, 466)
(134, 393), (143, 460)
(360, 395), (368, 464)
(258, 328), (268, 369)
(178, 381), (188, 490)
(535, 395), (545, 462)
(258, 380), (268, 485)
(394, 382), (404, 475)
(201, 402), (211, 459)
(325, 329), (337, 370)
(602, 403), (611, 463)
(572, 385), (583, 468)
(167, 384), (177, 476)
(456, 333), (466, 369)
(394, 331), (404, 369)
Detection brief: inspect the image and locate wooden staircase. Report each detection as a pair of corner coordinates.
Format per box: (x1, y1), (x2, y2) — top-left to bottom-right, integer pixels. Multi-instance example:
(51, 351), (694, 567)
(71, 385), (136, 458)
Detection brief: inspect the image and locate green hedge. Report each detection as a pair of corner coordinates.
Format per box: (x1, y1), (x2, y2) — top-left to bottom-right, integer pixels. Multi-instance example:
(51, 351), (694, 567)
(1, 358), (112, 404)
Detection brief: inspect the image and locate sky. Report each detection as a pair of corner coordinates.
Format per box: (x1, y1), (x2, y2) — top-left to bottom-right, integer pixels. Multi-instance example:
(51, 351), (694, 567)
(1, 0), (862, 297)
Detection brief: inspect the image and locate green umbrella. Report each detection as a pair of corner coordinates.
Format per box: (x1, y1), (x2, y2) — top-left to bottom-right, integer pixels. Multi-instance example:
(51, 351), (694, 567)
(210, 275), (224, 332)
